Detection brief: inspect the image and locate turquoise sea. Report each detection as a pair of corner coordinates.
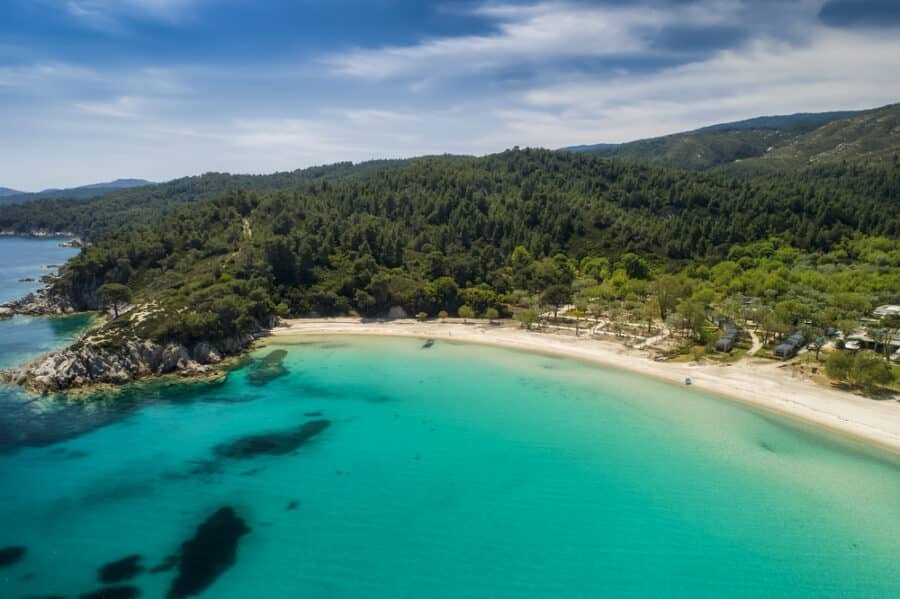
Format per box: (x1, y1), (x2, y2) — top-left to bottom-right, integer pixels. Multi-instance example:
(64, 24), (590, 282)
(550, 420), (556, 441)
(1, 242), (900, 598)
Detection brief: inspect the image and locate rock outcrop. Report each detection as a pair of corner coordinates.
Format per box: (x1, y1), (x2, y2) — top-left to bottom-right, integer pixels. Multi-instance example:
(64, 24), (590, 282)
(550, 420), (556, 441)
(1, 290), (75, 316)
(0, 334), (253, 393)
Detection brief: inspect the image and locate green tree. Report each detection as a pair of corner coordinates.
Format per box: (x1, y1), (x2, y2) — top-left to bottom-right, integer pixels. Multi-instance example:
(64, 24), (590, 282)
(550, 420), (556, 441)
(510, 245), (533, 289)
(485, 307), (500, 323)
(541, 284), (572, 319)
(650, 274), (684, 321)
(850, 351), (894, 392)
(825, 350), (853, 382)
(97, 283), (132, 319)
(427, 276), (459, 313)
(827, 350), (894, 393)
(514, 308), (540, 330)
(458, 304), (475, 322)
(676, 299), (707, 341)
(620, 253), (649, 280)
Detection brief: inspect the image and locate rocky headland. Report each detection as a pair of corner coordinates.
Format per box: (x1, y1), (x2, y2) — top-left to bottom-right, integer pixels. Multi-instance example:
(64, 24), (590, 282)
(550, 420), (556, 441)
(0, 326), (255, 393)
(0, 297), (262, 393)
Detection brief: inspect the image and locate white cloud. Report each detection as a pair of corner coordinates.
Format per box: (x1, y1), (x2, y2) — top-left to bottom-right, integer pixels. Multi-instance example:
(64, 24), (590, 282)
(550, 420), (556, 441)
(505, 27), (900, 146)
(324, 0), (750, 80)
(0, 62), (99, 89)
(4, 1), (900, 189)
(74, 95), (147, 118)
(64, 0), (202, 30)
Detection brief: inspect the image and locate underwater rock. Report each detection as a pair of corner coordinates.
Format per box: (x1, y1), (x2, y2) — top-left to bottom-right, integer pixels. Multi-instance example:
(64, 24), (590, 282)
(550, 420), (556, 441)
(259, 349), (288, 365)
(286, 500), (301, 511)
(0, 545), (26, 568)
(98, 554), (144, 583)
(213, 420), (330, 459)
(167, 506), (250, 599)
(187, 459), (224, 476)
(148, 554), (180, 574)
(246, 350), (289, 386)
(79, 586), (140, 599)
(759, 441), (777, 453)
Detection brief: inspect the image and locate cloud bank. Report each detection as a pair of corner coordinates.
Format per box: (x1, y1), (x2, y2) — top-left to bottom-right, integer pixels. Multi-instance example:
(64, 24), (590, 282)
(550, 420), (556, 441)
(1, 0), (899, 189)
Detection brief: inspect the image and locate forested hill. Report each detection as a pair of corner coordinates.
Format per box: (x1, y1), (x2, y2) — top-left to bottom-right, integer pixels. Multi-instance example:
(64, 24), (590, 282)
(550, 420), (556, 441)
(0, 159), (408, 237)
(728, 103), (900, 174)
(563, 104), (899, 172)
(0, 178), (153, 206)
(0, 187), (24, 197)
(47, 149), (898, 347)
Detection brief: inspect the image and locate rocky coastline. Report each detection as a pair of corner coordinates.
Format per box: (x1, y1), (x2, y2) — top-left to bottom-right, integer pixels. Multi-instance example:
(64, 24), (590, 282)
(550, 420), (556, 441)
(0, 239), (259, 394)
(1, 276), (260, 392)
(0, 332), (256, 394)
(1, 288), (77, 317)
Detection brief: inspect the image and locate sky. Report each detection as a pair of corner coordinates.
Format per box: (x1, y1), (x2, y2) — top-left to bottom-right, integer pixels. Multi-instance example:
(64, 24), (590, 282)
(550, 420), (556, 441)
(1, 0), (899, 190)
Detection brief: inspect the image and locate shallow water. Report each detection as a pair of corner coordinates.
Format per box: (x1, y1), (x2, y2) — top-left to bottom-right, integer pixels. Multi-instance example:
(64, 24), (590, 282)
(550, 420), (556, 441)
(0, 238), (98, 451)
(0, 236), (79, 304)
(1, 335), (899, 598)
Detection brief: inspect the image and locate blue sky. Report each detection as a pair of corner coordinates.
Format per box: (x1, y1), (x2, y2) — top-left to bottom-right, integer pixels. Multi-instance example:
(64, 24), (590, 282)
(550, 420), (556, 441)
(2, 0), (899, 189)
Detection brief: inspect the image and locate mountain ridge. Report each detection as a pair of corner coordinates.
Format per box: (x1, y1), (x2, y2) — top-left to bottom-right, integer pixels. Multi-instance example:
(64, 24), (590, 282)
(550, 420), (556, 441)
(0, 178), (154, 206)
(562, 104), (898, 171)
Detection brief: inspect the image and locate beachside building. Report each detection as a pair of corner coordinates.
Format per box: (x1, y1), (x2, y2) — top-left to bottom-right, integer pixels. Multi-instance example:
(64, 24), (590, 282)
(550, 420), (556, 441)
(874, 305), (900, 319)
(774, 332), (805, 359)
(846, 330), (900, 353)
(714, 319), (738, 353)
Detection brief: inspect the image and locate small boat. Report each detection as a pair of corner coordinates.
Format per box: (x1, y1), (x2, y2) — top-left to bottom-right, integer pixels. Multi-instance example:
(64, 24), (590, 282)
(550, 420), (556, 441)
(684, 376), (692, 386)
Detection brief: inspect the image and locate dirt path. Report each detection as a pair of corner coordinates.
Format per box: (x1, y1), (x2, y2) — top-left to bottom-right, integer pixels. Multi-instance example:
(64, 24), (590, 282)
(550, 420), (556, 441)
(748, 328), (763, 356)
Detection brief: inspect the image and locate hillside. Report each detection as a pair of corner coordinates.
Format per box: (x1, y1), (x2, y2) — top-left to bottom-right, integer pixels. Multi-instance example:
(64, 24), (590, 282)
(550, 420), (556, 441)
(0, 178), (154, 206)
(563, 105), (899, 171)
(728, 103), (900, 174)
(0, 187), (24, 197)
(2, 148), (897, 391)
(40, 149), (898, 335)
(0, 160), (408, 238)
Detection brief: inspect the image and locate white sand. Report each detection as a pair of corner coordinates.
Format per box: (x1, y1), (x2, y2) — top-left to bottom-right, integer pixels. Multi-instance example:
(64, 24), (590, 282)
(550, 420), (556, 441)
(270, 318), (900, 454)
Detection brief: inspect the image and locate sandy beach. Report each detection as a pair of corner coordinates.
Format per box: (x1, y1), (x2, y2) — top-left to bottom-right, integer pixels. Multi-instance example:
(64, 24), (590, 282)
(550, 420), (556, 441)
(269, 317), (900, 454)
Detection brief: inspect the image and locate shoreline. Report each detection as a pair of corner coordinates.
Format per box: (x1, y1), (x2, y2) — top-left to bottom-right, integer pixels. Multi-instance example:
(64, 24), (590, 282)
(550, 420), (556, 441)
(268, 318), (900, 455)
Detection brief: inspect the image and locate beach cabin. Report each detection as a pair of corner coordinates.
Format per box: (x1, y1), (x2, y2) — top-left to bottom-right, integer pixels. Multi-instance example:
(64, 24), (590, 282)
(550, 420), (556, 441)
(714, 320), (738, 353)
(774, 332), (805, 359)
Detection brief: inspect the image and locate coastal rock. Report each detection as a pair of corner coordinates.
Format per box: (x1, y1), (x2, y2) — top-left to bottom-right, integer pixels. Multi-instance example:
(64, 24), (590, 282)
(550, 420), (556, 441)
(2, 334), (252, 393)
(192, 342), (221, 365)
(2, 290), (75, 316)
(161, 344), (191, 373)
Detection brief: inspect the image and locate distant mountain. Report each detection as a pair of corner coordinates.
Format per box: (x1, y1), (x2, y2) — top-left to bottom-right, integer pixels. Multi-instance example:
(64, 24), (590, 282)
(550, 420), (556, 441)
(0, 187), (25, 197)
(0, 160), (409, 238)
(0, 178), (154, 205)
(561, 105), (899, 172)
(727, 103), (900, 174)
